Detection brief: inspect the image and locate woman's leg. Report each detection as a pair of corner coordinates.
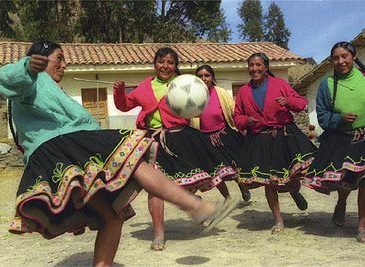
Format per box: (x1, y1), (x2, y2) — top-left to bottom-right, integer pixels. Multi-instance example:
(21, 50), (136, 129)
(357, 186), (365, 242)
(289, 181), (308, 211)
(333, 188), (351, 226)
(265, 185), (284, 233)
(216, 182), (230, 199)
(134, 161), (216, 217)
(148, 194), (165, 250)
(237, 182), (251, 201)
(88, 193), (124, 267)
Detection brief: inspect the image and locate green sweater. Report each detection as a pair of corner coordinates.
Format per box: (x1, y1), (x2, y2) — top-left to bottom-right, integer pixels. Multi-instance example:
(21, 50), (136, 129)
(327, 67), (365, 129)
(0, 57), (100, 164)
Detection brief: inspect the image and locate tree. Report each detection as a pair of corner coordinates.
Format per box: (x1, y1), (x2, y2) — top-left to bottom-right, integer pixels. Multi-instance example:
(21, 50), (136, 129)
(0, 1), (17, 39)
(237, 0), (264, 42)
(153, 0), (230, 43)
(0, 0), (230, 43)
(8, 0), (79, 42)
(264, 2), (291, 49)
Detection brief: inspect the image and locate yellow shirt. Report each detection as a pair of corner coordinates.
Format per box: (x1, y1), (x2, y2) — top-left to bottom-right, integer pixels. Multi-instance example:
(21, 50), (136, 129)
(146, 77), (172, 128)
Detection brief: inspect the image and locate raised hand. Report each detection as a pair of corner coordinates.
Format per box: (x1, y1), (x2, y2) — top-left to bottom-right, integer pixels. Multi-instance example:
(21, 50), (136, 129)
(113, 80), (125, 95)
(29, 55), (49, 73)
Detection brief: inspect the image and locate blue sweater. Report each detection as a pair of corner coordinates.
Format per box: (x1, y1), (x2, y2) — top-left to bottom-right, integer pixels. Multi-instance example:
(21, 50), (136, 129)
(0, 57), (100, 164)
(316, 79), (343, 130)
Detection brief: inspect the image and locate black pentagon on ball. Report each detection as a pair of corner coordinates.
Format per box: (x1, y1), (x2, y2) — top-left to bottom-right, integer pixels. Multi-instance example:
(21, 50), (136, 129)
(181, 84), (191, 94)
(186, 98), (197, 108)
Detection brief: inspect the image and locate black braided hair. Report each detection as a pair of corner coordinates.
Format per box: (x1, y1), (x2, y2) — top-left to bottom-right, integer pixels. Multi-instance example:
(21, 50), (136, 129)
(195, 64), (217, 86)
(153, 47), (181, 75)
(8, 41), (62, 153)
(330, 41), (365, 72)
(330, 41), (365, 107)
(247, 52), (275, 77)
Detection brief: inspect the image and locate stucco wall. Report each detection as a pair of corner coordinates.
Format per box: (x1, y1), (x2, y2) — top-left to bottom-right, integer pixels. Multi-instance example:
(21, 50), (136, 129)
(59, 65), (291, 130)
(1, 61), (294, 138)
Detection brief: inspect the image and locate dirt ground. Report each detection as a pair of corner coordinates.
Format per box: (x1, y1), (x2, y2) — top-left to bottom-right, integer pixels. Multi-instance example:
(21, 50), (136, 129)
(1, 167), (365, 267)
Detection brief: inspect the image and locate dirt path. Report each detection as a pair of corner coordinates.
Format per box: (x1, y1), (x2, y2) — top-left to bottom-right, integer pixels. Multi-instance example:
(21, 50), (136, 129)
(1, 167), (364, 267)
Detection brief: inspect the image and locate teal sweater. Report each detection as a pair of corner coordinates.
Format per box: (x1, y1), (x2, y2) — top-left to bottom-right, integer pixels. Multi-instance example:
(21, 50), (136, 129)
(0, 57), (100, 164)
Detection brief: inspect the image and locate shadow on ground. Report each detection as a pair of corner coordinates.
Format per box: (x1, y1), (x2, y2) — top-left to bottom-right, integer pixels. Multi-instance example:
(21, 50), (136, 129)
(129, 218), (224, 242)
(54, 252), (125, 267)
(232, 209), (358, 238)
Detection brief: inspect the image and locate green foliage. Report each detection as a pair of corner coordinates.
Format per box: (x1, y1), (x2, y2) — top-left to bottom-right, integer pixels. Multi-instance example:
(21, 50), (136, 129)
(152, 0), (231, 42)
(0, 0), (230, 43)
(264, 2), (291, 49)
(0, 0), (17, 39)
(5, 0), (80, 42)
(237, 0), (264, 42)
(237, 0), (291, 49)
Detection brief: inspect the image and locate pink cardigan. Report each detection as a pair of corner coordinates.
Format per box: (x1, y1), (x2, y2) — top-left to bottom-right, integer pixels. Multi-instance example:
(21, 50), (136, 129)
(233, 76), (307, 134)
(114, 77), (189, 129)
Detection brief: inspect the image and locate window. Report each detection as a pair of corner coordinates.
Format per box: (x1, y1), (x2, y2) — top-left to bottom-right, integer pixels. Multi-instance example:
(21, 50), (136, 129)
(81, 88), (108, 128)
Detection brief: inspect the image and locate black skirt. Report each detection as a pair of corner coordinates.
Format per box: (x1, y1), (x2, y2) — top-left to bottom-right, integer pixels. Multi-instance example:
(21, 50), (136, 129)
(237, 123), (317, 190)
(303, 128), (365, 194)
(9, 129), (155, 239)
(152, 126), (237, 192)
(202, 126), (245, 170)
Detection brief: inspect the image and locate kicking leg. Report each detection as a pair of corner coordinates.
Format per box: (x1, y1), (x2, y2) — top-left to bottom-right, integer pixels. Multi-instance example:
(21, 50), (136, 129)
(133, 161), (237, 226)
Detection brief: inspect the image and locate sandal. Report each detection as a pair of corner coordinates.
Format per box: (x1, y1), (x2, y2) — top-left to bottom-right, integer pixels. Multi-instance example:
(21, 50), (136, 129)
(150, 239), (165, 251)
(271, 222), (284, 234)
(290, 192), (308, 211)
(194, 197), (238, 234)
(332, 204), (346, 227)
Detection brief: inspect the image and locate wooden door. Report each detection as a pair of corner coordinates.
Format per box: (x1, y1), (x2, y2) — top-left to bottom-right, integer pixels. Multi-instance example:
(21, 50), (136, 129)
(81, 88), (108, 128)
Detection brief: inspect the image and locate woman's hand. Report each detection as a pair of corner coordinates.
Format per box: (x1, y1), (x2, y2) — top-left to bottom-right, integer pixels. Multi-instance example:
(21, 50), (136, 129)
(275, 96), (288, 106)
(342, 113), (357, 123)
(113, 80), (125, 95)
(29, 55), (49, 73)
(247, 116), (258, 127)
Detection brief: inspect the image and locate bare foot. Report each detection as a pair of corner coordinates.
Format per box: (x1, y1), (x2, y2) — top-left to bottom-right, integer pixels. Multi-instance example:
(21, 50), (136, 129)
(271, 222), (284, 234)
(150, 238), (165, 251)
(332, 203), (346, 227)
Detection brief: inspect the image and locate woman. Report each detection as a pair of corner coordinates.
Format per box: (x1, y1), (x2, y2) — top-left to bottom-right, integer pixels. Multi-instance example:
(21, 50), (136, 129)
(233, 53), (316, 233)
(113, 47), (237, 250)
(1, 41), (235, 267)
(303, 42), (365, 242)
(193, 64), (251, 201)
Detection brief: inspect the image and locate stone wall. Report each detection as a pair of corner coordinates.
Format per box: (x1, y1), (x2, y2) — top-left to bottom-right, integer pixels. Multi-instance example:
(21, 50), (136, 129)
(0, 97), (8, 139)
(0, 143), (24, 170)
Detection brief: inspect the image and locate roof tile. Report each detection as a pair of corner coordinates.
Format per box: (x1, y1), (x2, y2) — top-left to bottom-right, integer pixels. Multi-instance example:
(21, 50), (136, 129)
(0, 42), (302, 65)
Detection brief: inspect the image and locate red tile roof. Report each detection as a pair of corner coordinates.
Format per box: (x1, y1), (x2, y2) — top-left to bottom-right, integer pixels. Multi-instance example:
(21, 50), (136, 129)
(0, 42), (302, 65)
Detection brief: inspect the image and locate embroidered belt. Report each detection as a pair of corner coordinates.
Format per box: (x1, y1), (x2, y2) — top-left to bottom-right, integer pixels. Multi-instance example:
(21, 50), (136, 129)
(148, 126), (185, 156)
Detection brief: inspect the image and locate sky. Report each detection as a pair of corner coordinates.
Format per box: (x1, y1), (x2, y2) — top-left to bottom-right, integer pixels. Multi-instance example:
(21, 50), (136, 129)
(221, 0), (365, 64)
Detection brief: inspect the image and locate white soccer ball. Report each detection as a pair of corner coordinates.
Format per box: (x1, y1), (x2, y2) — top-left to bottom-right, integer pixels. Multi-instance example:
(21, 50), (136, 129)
(166, 74), (209, 119)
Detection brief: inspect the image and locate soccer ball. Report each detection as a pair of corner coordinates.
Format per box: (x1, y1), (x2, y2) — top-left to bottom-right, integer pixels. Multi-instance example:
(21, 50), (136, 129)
(166, 74), (209, 119)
